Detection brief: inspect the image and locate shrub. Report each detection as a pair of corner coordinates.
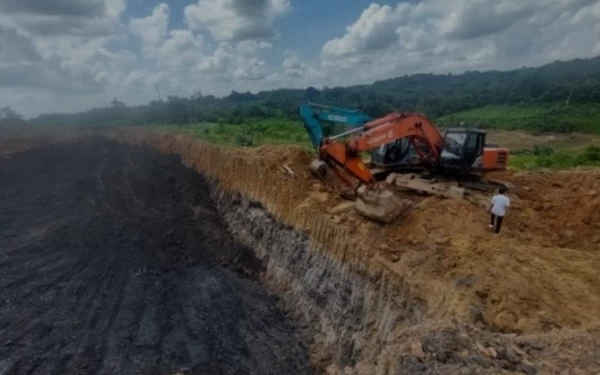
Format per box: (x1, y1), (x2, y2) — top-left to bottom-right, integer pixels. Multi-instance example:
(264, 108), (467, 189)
(577, 144), (600, 163)
(533, 144), (554, 156)
(512, 148), (534, 155)
(511, 145), (600, 170)
(235, 134), (255, 147)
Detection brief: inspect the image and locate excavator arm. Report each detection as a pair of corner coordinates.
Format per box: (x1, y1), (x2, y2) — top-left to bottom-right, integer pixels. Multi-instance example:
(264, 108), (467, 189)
(320, 113), (446, 185)
(350, 113), (444, 154)
(299, 102), (373, 148)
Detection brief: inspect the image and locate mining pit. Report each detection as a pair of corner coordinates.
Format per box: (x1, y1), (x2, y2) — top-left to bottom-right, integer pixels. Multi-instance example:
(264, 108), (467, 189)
(0, 139), (312, 375)
(1, 130), (600, 375)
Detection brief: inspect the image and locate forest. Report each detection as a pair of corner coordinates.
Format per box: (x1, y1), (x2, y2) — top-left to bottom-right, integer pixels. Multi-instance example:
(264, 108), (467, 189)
(3, 54), (593, 135)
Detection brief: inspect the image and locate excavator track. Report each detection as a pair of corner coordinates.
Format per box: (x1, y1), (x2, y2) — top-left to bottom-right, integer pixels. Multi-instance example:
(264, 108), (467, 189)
(372, 166), (510, 195)
(456, 176), (513, 194)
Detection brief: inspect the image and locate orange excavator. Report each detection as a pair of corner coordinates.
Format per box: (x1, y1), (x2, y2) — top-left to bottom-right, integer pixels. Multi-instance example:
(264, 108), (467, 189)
(310, 111), (510, 195)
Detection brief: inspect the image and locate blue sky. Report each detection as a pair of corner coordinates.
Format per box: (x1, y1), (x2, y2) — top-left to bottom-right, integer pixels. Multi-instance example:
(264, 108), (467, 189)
(1, 0), (599, 116)
(132, 0), (403, 57)
(271, 0), (402, 58)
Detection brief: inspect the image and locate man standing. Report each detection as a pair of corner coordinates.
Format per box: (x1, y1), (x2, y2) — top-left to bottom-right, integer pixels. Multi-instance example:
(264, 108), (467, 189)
(489, 187), (510, 235)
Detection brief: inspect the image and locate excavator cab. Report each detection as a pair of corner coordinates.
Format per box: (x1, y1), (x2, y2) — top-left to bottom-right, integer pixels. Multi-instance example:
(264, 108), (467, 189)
(440, 128), (487, 173)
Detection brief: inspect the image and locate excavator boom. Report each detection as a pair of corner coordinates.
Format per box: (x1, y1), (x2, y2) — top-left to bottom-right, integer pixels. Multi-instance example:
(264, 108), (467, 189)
(321, 113), (446, 185)
(299, 102), (422, 172)
(350, 113), (444, 156)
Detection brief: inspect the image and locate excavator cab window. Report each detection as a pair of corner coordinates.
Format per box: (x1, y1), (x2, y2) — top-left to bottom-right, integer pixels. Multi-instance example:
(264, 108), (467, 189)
(442, 132), (467, 159)
(463, 131), (485, 168)
(441, 129), (486, 171)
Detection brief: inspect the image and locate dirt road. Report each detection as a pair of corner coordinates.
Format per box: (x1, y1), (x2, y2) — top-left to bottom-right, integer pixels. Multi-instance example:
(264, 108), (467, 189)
(0, 139), (312, 375)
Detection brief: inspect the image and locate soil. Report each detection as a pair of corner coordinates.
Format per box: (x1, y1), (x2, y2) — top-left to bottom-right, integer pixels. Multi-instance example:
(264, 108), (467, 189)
(0, 138), (312, 375)
(26, 129), (600, 374)
(225, 143), (600, 335)
(234, 144), (600, 373)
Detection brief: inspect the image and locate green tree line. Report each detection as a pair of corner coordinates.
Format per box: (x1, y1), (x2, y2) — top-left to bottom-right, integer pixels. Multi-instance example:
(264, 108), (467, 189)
(6, 55), (600, 132)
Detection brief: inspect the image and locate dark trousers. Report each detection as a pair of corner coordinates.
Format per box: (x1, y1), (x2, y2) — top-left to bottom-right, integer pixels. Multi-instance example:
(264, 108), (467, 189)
(490, 214), (504, 234)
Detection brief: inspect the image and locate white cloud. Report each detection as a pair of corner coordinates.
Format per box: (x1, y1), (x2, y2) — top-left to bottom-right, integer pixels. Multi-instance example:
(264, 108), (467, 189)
(0, 0), (125, 37)
(184, 0), (290, 41)
(129, 3), (169, 46)
(0, 27), (42, 63)
(195, 44), (234, 74)
(105, 0), (126, 19)
(193, 41), (271, 81)
(233, 57), (266, 80)
(236, 40), (273, 54)
(437, 1), (534, 40)
(122, 69), (163, 88)
(320, 0), (600, 83)
(282, 51), (306, 77)
(157, 30), (204, 69)
(0, 0), (137, 116)
(1, 0), (600, 117)
(281, 50), (325, 82)
(0, 0), (105, 18)
(322, 4), (407, 58)
(130, 4), (206, 73)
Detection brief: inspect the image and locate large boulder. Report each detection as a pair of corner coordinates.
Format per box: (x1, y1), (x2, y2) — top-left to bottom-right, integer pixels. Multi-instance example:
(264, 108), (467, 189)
(355, 187), (411, 223)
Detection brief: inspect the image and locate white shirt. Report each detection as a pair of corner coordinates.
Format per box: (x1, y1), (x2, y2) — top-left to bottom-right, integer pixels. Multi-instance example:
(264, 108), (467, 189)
(491, 194), (510, 216)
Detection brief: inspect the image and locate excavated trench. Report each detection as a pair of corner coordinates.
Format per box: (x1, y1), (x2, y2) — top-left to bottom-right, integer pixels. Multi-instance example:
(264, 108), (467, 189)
(2, 134), (534, 375)
(0, 139), (313, 375)
(211, 188), (427, 372)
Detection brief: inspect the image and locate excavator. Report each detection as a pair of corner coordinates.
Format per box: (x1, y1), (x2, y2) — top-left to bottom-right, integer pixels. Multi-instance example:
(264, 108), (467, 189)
(306, 110), (510, 222)
(300, 102), (420, 169)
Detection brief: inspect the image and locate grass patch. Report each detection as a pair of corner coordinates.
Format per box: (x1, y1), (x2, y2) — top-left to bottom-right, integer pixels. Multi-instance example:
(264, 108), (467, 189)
(153, 118), (313, 148)
(510, 145), (600, 170)
(437, 104), (600, 134)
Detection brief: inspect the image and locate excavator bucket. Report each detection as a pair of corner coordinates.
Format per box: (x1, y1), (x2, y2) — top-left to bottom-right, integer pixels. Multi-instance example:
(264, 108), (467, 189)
(309, 160), (328, 178)
(354, 186), (412, 223)
(309, 158), (410, 223)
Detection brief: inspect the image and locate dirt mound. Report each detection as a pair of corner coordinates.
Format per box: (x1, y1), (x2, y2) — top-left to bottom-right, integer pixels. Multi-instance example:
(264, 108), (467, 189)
(200, 142), (600, 335)
(0, 139), (311, 375)
(334, 172), (600, 334)
(504, 170), (600, 249)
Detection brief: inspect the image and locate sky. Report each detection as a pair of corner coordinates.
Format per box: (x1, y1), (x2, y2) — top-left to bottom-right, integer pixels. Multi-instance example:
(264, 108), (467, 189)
(1, 0), (600, 117)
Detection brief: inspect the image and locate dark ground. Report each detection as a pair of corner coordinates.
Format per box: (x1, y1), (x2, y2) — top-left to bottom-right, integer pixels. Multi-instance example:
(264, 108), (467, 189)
(0, 138), (312, 375)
